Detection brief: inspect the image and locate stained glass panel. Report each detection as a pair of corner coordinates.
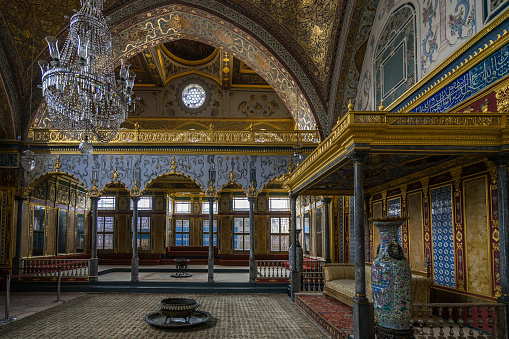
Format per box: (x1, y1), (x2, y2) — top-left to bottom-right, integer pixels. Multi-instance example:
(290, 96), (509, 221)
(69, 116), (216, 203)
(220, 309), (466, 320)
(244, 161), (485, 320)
(182, 84), (206, 109)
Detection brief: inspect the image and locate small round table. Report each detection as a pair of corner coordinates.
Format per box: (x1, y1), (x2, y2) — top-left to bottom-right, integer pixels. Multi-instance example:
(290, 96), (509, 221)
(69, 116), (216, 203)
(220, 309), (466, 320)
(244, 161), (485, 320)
(171, 258), (192, 278)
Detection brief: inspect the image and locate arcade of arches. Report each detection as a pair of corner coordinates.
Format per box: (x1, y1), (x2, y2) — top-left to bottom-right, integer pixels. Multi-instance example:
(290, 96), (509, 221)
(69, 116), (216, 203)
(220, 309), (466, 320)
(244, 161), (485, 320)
(1, 0), (509, 337)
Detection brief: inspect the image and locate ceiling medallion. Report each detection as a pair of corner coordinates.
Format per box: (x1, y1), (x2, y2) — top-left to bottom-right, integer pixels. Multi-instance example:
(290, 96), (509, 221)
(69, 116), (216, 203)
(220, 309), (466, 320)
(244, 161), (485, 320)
(39, 0), (136, 154)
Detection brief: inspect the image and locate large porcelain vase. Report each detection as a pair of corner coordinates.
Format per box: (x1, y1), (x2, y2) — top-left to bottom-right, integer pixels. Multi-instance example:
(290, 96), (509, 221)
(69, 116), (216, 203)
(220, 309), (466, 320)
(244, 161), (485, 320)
(371, 218), (412, 331)
(289, 229), (303, 273)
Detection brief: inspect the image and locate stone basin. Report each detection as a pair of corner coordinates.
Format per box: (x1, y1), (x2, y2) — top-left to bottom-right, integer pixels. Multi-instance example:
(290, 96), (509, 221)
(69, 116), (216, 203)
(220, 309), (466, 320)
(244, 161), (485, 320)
(158, 298), (200, 319)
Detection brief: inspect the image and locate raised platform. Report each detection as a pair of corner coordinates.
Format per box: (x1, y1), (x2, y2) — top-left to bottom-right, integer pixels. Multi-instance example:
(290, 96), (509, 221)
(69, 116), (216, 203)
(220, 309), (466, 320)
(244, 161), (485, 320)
(295, 293), (354, 339)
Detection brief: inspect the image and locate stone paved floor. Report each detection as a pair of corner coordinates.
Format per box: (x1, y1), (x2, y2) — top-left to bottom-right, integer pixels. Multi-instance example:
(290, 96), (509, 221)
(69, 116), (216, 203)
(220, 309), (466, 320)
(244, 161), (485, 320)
(0, 292), (84, 322)
(0, 293), (331, 338)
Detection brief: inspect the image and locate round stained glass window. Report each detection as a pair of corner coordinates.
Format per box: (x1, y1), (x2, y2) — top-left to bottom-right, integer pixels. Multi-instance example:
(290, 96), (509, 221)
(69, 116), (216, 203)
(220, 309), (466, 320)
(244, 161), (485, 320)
(181, 84), (206, 109)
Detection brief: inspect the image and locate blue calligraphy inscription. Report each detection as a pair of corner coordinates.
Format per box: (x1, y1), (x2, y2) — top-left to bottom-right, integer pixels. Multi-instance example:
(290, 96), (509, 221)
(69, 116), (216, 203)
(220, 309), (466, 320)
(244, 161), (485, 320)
(412, 44), (509, 112)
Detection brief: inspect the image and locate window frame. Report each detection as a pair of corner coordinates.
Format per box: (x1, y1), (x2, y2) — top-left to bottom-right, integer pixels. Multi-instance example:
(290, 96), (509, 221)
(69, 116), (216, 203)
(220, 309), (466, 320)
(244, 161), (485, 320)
(269, 197), (290, 211)
(175, 201), (192, 214)
(233, 197), (250, 211)
(135, 216), (151, 251)
(233, 217), (250, 251)
(174, 218), (191, 246)
(96, 215), (115, 250)
(202, 218), (218, 247)
(269, 216), (290, 252)
(98, 196), (116, 210)
(131, 196), (152, 211)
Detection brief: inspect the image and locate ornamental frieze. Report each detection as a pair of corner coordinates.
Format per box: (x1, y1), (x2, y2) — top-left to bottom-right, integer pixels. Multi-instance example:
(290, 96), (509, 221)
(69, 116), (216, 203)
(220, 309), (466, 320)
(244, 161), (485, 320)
(24, 153), (296, 196)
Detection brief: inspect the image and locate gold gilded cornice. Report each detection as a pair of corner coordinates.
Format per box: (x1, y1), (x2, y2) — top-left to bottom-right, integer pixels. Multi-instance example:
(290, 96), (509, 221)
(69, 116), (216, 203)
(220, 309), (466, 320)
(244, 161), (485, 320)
(385, 7), (509, 113)
(30, 127), (318, 148)
(284, 110), (509, 193)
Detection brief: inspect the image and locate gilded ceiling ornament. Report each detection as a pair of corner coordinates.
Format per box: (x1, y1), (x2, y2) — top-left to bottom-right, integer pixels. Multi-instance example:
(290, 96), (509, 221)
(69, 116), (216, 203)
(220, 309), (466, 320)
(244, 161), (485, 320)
(170, 156), (177, 173)
(213, 29), (234, 45)
(248, 181), (258, 198)
(165, 15), (192, 30)
(287, 157), (295, 173)
(113, 169), (119, 182)
(228, 169), (236, 183)
(130, 180), (141, 197)
(252, 53), (271, 72)
(54, 155), (61, 171)
(90, 180), (99, 197)
(206, 181), (217, 198)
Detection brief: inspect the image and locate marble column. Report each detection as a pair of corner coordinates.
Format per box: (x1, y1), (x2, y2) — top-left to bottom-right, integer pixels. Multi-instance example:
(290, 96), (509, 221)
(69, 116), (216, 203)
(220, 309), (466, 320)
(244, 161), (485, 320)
(322, 197), (332, 263)
(349, 151), (371, 338)
(13, 196), (26, 276)
(131, 196), (140, 283)
(290, 194), (298, 299)
(248, 196), (256, 283)
(496, 154), (509, 329)
(90, 196), (99, 282)
(208, 197), (215, 283)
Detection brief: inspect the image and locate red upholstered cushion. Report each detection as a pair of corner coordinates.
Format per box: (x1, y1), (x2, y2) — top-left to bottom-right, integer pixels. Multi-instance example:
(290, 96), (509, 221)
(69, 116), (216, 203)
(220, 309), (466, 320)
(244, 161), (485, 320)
(167, 251), (208, 258)
(220, 253), (250, 260)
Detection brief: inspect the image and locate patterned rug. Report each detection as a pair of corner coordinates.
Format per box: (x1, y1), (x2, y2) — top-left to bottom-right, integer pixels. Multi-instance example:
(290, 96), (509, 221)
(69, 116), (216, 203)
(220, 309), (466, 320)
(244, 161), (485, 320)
(0, 293), (331, 339)
(296, 294), (353, 339)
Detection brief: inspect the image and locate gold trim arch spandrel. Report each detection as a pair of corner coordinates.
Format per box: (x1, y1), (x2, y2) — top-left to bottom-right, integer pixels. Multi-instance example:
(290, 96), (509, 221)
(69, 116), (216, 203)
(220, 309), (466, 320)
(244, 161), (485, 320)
(108, 6), (320, 132)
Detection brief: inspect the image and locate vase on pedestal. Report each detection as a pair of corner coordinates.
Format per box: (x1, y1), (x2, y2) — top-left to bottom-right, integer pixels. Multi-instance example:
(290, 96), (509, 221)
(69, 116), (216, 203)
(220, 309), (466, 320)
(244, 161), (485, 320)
(371, 218), (412, 337)
(289, 229), (303, 273)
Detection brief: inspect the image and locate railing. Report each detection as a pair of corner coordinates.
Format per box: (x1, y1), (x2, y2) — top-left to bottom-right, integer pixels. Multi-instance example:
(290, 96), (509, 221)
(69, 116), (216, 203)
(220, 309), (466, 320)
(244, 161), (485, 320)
(20, 258), (90, 279)
(256, 260), (290, 278)
(300, 260), (325, 292)
(29, 127), (319, 146)
(412, 303), (507, 339)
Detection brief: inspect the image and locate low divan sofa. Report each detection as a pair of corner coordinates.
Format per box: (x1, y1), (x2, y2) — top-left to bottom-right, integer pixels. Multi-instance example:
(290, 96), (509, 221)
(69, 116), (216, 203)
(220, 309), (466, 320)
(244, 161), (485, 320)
(323, 263), (432, 307)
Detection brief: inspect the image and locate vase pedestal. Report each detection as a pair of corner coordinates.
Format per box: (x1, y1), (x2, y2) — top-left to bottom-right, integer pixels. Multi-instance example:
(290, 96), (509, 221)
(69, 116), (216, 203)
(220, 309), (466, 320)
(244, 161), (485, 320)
(375, 323), (413, 338)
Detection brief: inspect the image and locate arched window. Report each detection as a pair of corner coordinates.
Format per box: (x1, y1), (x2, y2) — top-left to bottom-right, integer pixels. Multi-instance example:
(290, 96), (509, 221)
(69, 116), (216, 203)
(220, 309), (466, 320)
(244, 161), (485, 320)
(374, 4), (416, 108)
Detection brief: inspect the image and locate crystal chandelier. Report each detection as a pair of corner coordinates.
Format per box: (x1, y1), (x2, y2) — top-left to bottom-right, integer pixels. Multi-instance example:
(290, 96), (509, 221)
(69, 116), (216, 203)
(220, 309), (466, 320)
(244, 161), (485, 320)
(38, 0), (135, 154)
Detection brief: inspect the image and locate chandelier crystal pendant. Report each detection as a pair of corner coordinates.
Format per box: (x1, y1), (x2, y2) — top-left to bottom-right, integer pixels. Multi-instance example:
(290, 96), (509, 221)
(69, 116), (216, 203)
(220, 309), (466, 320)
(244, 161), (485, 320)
(39, 0), (135, 154)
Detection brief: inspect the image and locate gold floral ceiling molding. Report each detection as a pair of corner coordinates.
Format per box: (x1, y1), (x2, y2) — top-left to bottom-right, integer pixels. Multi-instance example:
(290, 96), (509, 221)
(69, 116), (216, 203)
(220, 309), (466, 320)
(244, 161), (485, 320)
(110, 10), (317, 131)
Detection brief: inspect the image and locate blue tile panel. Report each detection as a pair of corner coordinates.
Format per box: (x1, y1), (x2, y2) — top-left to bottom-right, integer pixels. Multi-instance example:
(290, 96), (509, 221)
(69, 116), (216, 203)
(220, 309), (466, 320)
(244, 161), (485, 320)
(431, 185), (456, 288)
(412, 44), (509, 113)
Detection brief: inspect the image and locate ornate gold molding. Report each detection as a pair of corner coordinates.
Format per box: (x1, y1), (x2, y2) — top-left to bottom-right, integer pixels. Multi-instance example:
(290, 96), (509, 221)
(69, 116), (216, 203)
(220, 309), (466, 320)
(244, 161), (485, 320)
(285, 110), (508, 193)
(30, 127), (318, 147)
(496, 82), (509, 113)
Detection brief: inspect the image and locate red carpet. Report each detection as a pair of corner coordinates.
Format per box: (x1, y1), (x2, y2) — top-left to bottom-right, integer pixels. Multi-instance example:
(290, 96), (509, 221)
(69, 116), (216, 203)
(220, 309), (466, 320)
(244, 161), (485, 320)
(296, 294), (353, 339)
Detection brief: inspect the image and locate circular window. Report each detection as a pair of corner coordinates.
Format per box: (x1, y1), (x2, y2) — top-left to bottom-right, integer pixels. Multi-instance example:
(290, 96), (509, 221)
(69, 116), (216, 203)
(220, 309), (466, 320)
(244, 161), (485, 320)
(181, 84), (206, 109)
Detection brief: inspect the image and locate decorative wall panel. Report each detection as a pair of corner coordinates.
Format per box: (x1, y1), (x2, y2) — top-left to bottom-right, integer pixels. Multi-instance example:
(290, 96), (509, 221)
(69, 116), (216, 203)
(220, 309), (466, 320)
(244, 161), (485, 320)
(349, 196), (355, 263)
(431, 184), (455, 288)
(0, 154), (17, 167)
(408, 192), (425, 272)
(464, 176), (491, 297)
(355, 0), (503, 111)
(338, 196), (344, 262)
(0, 191), (6, 264)
(24, 154), (293, 195)
(372, 201), (382, 259)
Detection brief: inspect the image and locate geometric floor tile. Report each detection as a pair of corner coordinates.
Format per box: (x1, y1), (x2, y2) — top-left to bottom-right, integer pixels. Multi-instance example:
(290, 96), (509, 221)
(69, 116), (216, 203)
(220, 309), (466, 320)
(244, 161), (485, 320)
(0, 293), (331, 338)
